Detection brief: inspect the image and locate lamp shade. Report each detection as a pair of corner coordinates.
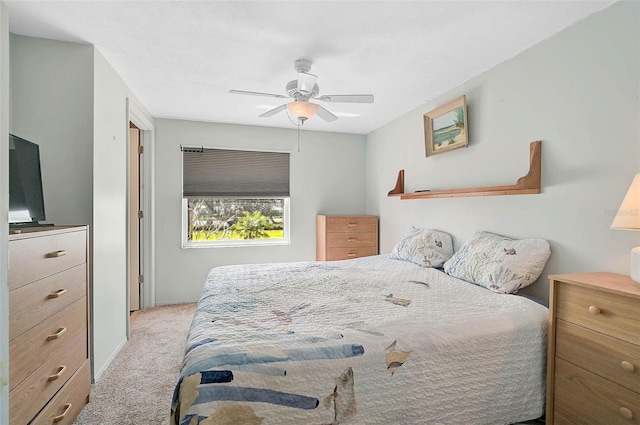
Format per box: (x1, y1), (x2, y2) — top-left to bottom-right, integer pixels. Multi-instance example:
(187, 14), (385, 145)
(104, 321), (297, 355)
(611, 173), (640, 231)
(286, 101), (319, 120)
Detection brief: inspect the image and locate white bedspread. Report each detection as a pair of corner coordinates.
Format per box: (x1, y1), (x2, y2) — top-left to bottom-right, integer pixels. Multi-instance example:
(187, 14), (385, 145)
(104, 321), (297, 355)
(172, 255), (548, 425)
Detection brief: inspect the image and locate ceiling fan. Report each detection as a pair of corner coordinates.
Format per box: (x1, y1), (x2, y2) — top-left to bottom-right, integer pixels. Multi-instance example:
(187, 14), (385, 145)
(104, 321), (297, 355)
(229, 58), (374, 124)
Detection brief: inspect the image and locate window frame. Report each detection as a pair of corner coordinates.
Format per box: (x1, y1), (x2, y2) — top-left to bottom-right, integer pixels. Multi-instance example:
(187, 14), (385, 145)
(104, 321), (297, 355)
(181, 146), (291, 249)
(181, 197), (290, 248)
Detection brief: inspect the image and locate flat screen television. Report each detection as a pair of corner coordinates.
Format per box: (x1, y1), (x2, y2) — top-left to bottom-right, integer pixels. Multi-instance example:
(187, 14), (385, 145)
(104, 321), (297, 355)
(9, 133), (47, 227)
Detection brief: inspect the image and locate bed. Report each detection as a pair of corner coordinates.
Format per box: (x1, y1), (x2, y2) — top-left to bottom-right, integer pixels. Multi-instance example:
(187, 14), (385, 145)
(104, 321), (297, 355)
(171, 251), (549, 425)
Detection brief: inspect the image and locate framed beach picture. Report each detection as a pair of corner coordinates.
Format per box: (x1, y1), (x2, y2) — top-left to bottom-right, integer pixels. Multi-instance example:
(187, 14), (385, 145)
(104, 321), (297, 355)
(424, 95), (468, 157)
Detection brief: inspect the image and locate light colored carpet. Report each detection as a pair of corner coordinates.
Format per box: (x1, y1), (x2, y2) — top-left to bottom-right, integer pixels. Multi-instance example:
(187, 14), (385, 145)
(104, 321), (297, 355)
(72, 302), (544, 425)
(73, 303), (196, 425)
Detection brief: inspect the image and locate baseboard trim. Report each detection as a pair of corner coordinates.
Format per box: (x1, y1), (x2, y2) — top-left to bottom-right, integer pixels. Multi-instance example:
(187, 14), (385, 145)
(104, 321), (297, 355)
(93, 336), (127, 382)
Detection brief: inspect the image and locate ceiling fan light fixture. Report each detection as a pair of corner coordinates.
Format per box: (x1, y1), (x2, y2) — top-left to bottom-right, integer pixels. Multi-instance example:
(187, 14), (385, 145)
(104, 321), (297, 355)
(286, 101), (319, 120)
(231, 58), (374, 124)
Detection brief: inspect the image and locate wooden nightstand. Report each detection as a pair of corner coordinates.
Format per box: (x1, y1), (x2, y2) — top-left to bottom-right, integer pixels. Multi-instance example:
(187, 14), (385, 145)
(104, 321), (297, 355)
(546, 272), (640, 425)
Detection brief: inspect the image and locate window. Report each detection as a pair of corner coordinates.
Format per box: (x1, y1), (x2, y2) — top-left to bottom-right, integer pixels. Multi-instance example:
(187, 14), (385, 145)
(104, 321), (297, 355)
(182, 147), (290, 247)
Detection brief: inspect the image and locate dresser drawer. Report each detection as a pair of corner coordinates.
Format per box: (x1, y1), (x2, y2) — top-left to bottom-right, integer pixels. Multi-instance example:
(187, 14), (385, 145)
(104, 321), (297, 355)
(9, 331), (87, 425)
(325, 247), (378, 261)
(9, 264), (86, 340)
(31, 360), (90, 425)
(9, 229), (86, 290)
(556, 281), (639, 345)
(325, 231), (377, 248)
(317, 215), (379, 261)
(9, 297), (87, 391)
(554, 358), (639, 425)
(324, 216), (377, 233)
(555, 320), (640, 393)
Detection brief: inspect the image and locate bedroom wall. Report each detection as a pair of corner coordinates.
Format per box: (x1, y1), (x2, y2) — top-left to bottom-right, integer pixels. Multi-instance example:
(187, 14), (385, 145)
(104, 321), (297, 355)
(9, 34), (94, 227)
(92, 50), (154, 379)
(154, 119), (367, 304)
(0, 3), (10, 421)
(9, 34), (154, 380)
(365, 0), (640, 301)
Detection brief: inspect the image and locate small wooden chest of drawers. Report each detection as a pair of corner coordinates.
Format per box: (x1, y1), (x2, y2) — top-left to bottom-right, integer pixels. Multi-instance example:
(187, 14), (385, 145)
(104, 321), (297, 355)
(8, 226), (91, 425)
(316, 215), (378, 261)
(547, 272), (640, 425)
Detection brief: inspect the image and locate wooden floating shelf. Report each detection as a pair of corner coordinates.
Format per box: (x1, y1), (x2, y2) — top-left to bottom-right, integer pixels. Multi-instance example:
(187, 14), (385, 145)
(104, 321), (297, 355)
(388, 141), (541, 200)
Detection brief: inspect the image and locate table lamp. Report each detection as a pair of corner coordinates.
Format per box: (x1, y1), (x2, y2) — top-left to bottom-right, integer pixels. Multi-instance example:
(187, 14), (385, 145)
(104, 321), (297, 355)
(611, 173), (640, 283)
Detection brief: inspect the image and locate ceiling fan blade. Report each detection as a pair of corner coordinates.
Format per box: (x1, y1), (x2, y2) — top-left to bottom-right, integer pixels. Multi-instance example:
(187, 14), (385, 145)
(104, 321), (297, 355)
(297, 72), (318, 95)
(229, 90), (286, 99)
(317, 94), (374, 103)
(259, 104), (286, 118)
(316, 105), (338, 122)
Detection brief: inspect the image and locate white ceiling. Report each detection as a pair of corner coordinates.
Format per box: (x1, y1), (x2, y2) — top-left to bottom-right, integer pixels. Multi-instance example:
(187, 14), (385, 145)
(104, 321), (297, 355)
(6, 0), (615, 135)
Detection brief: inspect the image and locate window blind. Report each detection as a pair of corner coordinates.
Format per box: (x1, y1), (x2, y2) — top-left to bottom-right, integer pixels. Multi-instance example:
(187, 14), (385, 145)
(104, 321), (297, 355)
(183, 148), (290, 197)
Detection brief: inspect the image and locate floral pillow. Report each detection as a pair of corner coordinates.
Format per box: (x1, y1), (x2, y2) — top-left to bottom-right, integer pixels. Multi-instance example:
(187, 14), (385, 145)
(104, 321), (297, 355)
(390, 227), (453, 268)
(443, 231), (551, 294)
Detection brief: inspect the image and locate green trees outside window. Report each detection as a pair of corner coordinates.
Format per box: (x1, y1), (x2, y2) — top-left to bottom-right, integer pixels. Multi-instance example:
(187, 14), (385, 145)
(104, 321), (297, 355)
(187, 198), (285, 242)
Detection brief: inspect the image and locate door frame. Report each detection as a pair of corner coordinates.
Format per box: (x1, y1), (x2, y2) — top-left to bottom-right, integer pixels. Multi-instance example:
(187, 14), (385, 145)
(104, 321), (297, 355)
(0, 4), (10, 421)
(128, 124), (141, 312)
(126, 98), (155, 337)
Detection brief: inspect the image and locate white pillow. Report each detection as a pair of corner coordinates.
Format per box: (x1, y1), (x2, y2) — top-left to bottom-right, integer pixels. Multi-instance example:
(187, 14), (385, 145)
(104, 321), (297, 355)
(390, 227), (453, 268)
(443, 231), (550, 294)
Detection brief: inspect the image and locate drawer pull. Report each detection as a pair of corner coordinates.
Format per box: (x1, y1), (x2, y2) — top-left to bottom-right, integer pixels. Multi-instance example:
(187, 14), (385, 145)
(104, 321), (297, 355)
(48, 365), (67, 381)
(53, 403), (72, 423)
(619, 407), (633, 420)
(45, 250), (67, 258)
(587, 305), (601, 315)
(621, 360), (635, 372)
(347, 238), (358, 242)
(347, 253), (357, 257)
(47, 288), (68, 299)
(347, 223), (357, 227)
(47, 327), (68, 341)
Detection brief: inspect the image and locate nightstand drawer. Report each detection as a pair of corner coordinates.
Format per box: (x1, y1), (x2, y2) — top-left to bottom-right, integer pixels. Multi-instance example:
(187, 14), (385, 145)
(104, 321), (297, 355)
(324, 216), (377, 233)
(9, 297), (87, 391)
(556, 281), (639, 345)
(325, 247), (378, 261)
(325, 231), (377, 248)
(8, 229), (86, 290)
(554, 358), (639, 425)
(555, 320), (640, 393)
(9, 264), (86, 340)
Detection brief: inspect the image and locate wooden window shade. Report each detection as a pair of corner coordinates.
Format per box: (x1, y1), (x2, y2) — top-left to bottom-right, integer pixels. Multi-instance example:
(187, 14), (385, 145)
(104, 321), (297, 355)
(183, 148), (290, 198)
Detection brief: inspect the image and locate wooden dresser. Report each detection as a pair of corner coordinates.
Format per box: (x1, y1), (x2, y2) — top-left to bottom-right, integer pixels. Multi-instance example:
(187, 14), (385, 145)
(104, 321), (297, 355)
(8, 226), (91, 425)
(546, 272), (640, 425)
(316, 215), (378, 261)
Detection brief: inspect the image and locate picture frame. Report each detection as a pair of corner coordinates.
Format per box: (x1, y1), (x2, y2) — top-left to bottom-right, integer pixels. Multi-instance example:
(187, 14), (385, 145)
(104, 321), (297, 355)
(424, 95), (468, 157)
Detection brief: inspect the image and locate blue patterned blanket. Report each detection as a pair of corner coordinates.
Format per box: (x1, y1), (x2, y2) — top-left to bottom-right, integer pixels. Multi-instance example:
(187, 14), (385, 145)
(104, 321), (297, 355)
(171, 255), (548, 425)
